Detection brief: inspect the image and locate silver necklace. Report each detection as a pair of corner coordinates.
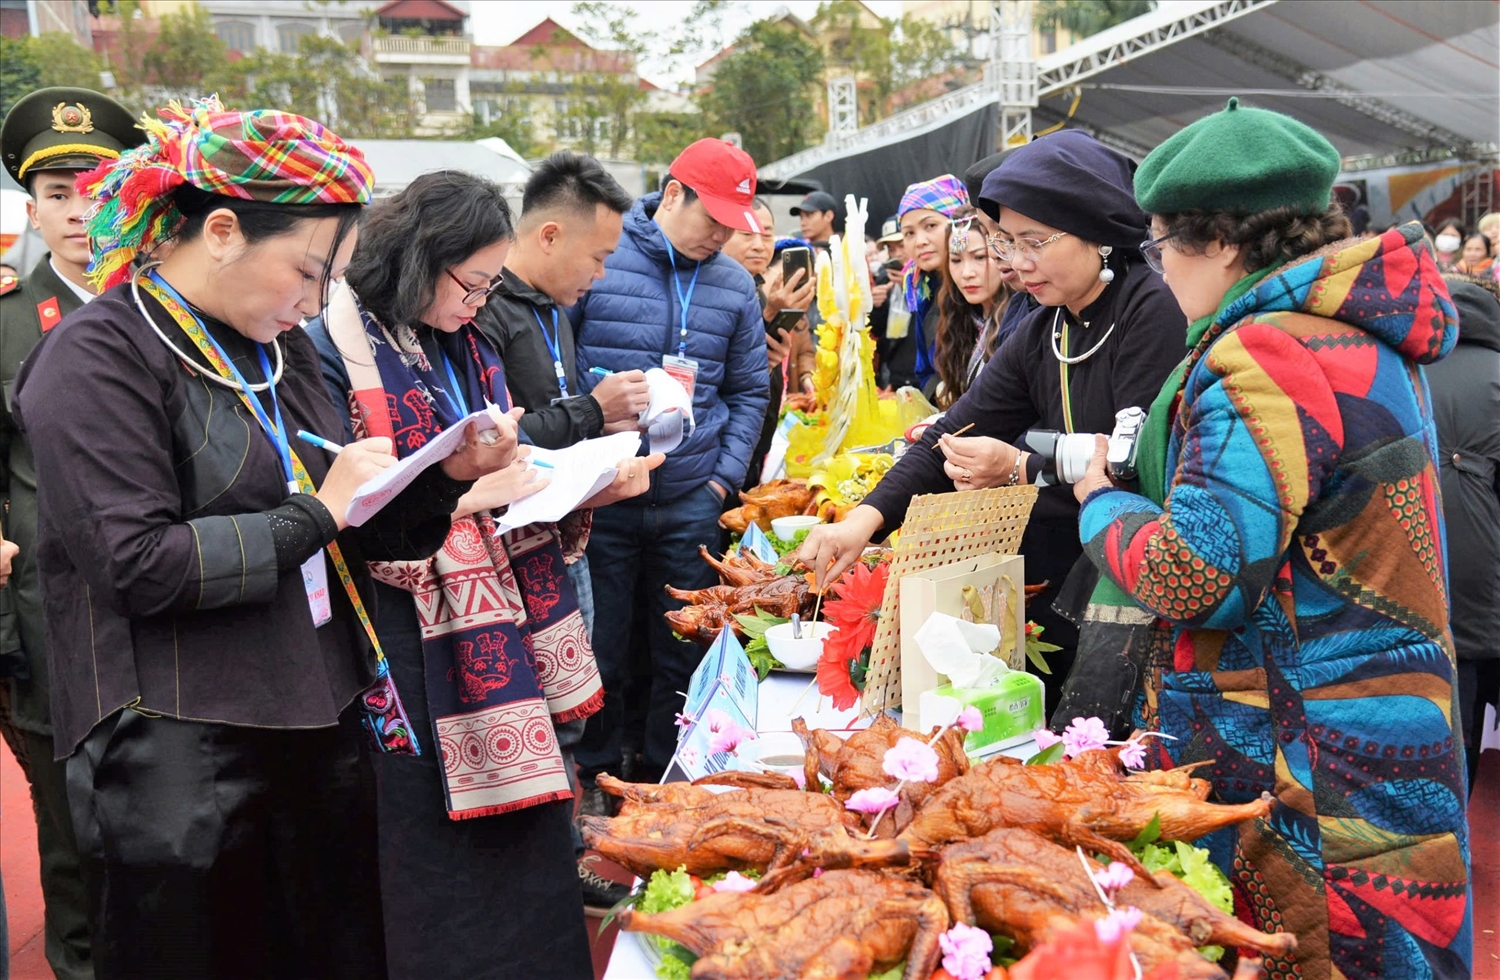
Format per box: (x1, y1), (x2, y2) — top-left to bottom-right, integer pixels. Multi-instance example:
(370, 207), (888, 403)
(1049, 307), (1116, 365)
(132, 264), (284, 391)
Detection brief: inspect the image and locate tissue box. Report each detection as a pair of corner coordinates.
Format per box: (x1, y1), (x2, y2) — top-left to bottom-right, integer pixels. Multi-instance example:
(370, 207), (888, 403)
(920, 672), (1044, 753)
(899, 553), (1025, 731)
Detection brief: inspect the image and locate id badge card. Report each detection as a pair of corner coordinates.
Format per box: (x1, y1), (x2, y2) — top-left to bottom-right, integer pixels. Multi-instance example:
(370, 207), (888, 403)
(289, 482), (333, 627)
(662, 354), (699, 403)
(301, 553), (333, 627)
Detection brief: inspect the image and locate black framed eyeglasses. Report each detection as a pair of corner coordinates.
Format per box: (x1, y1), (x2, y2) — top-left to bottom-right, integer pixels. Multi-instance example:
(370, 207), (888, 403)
(446, 268), (504, 305)
(1139, 231), (1178, 275)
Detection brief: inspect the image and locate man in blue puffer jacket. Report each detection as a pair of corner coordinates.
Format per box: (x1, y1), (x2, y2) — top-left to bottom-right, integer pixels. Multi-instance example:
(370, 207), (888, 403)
(571, 139), (769, 796)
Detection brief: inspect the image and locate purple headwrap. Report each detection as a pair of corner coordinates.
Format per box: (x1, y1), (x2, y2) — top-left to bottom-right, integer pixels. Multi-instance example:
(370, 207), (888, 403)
(898, 174), (970, 219)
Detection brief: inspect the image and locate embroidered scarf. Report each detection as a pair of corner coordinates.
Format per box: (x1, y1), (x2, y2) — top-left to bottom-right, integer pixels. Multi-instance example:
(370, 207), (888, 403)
(326, 283), (604, 819)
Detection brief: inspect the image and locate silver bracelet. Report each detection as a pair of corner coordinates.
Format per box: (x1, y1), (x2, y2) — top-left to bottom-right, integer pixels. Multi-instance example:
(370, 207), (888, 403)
(1006, 453), (1023, 486)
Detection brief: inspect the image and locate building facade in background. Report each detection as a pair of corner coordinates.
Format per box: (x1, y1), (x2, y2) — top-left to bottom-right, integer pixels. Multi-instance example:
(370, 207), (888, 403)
(0, 0), (94, 43)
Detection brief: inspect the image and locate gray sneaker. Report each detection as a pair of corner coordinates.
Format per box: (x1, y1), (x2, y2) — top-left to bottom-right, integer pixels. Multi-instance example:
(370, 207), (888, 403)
(578, 783), (616, 818)
(579, 855), (632, 915)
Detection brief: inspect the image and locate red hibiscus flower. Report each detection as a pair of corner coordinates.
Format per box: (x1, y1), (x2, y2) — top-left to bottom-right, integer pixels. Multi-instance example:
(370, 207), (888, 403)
(816, 561), (890, 710)
(1007, 919), (1136, 980)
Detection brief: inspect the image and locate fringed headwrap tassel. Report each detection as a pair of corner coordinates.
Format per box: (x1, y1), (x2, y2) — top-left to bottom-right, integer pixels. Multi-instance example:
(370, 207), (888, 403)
(80, 96), (374, 291)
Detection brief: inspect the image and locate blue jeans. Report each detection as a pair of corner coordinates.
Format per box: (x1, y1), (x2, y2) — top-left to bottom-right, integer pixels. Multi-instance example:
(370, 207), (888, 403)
(577, 485), (724, 781)
(561, 558), (593, 856)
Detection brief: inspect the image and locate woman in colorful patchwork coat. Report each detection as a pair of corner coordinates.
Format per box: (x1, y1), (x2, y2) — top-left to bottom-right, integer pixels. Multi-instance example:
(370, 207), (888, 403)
(1074, 99), (1472, 980)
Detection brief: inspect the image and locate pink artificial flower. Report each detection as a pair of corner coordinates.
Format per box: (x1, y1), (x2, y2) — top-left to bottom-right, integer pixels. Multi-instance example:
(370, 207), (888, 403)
(1091, 861), (1135, 897)
(1093, 906), (1143, 945)
(1062, 716), (1110, 758)
(711, 871), (759, 893)
(882, 737), (941, 783)
(938, 922), (994, 980)
(812, 867), (824, 878)
(845, 786), (901, 814)
(1031, 727), (1063, 751)
(1116, 738), (1147, 770)
(673, 711), (696, 730)
(708, 723), (755, 756)
(788, 767), (807, 789)
(955, 705), (984, 733)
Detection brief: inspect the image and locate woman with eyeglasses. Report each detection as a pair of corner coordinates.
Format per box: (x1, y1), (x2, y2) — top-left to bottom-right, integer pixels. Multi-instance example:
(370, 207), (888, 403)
(304, 170), (655, 979)
(798, 131), (1184, 717)
(931, 204), (1013, 408)
(1069, 99), (1469, 980)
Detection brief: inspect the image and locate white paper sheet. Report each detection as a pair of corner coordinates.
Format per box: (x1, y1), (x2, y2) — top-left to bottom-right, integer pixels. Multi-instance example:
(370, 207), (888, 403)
(640, 367), (694, 454)
(495, 431), (645, 530)
(344, 406), (507, 527)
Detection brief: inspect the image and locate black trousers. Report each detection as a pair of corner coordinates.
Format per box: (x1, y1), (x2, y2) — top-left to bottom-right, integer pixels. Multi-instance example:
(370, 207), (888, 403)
(1457, 658), (1499, 793)
(66, 709), (385, 980)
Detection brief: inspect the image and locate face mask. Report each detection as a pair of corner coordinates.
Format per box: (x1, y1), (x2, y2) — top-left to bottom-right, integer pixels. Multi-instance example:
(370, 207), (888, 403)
(1435, 233), (1462, 253)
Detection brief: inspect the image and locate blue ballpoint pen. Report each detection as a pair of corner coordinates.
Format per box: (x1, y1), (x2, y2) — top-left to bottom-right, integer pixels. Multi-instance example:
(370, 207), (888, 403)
(292, 429), (343, 453)
(296, 430), (344, 453)
(589, 366), (613, 377)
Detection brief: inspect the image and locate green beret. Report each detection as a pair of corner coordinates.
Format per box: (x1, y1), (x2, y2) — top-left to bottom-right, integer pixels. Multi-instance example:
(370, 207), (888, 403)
(1, 87), (142, 187)
(1134, 97), (1342, 216)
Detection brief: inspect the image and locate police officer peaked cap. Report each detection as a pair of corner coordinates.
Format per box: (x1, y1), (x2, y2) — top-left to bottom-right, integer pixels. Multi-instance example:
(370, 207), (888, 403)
(2, 87), (143, 187)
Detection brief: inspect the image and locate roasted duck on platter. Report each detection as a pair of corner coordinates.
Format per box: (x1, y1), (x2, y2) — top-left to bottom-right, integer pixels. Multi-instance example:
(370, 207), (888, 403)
(793, 714), (969, 834)
(619, 869), (947, 980)
(935, 828), (1296, 979)
(579, 778), (918, 880)
(720, 479), (817, 536)
(897, 753), (1273, 877)
(602, 718), (1284, 980)
(664, 547), (814, 645)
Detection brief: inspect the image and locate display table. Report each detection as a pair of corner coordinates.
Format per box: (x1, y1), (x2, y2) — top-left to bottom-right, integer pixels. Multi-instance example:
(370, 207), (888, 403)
(602, 671), (1037, 979)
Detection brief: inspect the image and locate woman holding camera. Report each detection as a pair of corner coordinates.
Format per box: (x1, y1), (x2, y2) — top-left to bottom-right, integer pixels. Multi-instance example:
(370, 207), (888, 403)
(1074, 100), (1470, 980)
(800, 131), (1184, 714)
(11, 101), (516, 978)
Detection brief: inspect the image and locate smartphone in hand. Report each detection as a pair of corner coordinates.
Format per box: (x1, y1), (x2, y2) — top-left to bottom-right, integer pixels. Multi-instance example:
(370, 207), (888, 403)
(780, 247), (813, 314)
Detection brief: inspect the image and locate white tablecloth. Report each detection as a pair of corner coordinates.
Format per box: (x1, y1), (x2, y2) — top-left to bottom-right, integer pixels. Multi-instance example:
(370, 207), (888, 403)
(602, 672), (1037, 979)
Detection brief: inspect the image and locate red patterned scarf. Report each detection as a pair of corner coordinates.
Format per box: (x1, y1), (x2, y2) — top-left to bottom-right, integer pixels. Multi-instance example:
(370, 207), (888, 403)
(326, 283), (603, 819)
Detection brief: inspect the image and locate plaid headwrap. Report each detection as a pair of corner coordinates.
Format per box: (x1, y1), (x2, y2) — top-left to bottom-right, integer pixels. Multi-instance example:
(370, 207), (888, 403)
(79, 96), (374, 290)
(897, 173), (969, 220)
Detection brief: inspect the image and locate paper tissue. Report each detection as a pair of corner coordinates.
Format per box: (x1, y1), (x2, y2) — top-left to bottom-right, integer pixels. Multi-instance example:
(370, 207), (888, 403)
(913, 612), (1043, 754)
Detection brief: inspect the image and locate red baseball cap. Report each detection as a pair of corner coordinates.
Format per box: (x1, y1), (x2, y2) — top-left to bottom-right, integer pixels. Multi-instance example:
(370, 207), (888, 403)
(667, 138), (762, 234)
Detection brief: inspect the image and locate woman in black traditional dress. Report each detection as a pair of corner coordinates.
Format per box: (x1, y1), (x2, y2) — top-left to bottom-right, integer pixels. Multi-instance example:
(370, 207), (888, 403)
(12, 100), (516, 979)
(798, 130), (1186, 720)
(307, 169), (657, 980)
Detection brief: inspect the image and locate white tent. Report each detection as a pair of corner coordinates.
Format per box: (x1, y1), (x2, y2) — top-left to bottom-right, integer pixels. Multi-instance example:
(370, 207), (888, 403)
(352, 139), (532, 199)
(761, 0), (1498, 223)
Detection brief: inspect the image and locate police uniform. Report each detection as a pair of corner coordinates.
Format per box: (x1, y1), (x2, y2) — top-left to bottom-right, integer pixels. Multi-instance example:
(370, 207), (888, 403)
(0, 86), (141, 980)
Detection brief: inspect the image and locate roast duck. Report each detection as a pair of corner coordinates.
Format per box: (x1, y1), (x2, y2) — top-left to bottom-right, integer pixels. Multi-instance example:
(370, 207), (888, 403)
(720, 479), (816, 536)
(590, 722), (1292, 980)
(664, 546), (817, 646)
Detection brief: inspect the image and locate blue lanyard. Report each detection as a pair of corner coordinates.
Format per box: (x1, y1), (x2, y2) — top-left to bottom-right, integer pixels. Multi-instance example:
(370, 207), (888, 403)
(531, 305), (570, 398)
(434, 346), (470, 420)
(149, 271), (296, 489)
(658, 228), (701, 358)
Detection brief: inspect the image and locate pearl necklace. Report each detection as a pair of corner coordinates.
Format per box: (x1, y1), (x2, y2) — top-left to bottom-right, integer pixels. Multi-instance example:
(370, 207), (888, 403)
(133, 264), (284, 391)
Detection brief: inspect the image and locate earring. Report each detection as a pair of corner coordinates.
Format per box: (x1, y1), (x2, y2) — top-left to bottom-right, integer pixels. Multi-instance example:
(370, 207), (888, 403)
(1098, 245), (1115, 283)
